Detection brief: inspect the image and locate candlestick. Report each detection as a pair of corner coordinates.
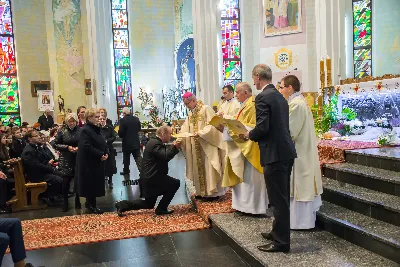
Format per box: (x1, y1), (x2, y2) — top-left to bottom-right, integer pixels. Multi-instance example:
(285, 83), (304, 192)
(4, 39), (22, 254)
(320, 58), (324, 72)
(326, 56), (332, 86)
(320, 58), (326, 89)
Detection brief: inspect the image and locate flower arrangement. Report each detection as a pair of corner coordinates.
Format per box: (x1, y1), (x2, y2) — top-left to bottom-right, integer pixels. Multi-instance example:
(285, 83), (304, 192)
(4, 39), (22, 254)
(377, 131), (397, 146)
(148, 105), (164, 127)
(375, 118), (392, 130)
(141, 120), (151, 128)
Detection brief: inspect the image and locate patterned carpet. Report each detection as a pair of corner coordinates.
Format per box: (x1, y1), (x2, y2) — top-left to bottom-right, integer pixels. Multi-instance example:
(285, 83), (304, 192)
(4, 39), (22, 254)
(18, 204), (209, 251)
(191, 191), (234, 223)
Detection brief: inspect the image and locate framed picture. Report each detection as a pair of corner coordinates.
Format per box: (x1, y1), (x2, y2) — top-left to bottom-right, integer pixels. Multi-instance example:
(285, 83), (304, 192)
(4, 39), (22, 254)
(85, 79), (92, 95)
(263, 0), (302, 37)
(31, 81), (51, 97)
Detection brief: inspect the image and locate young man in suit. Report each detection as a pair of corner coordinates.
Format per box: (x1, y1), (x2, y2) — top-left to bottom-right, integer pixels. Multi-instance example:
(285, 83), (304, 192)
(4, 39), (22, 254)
(115, 125), (181, 216)
(242, 64), (297, 253)
(118, 107), (142, 175)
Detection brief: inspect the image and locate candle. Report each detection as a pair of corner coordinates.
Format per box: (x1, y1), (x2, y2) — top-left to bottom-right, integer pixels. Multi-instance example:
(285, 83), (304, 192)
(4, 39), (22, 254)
(326, 56), (331, 71)
(320, 58), (324, 72)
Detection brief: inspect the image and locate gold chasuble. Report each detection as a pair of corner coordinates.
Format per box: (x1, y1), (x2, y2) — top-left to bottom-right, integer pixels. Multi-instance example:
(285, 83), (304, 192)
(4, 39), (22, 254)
(180, 101), (226, 197)
(222, 96), (263, 187)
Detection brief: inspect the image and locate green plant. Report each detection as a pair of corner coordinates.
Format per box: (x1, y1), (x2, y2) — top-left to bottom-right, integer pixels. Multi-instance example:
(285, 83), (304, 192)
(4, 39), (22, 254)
(341, 107), (357, 121)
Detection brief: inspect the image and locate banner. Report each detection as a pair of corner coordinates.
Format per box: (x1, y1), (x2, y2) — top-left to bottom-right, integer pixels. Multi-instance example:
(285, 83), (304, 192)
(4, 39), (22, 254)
(38, 90), (54, 111)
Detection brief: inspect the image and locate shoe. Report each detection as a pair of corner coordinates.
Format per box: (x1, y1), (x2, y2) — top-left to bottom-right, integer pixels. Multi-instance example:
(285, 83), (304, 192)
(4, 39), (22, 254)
(0, 208), (11, 214)
(257, 243), (290, 253)
(115, 202), (126, 217)
(155, 209), (174, 215)
(109, 182), (113, 189)
(120, 171), (130, 175)
(62, 202), (69, 212)
(87, 205), (104, 214)
(261, 232), (273, 241)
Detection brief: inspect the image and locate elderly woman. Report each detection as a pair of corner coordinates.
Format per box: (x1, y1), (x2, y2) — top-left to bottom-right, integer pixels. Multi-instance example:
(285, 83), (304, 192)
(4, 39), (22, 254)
(279, 75), (323, 230)
(76, 108), (108, 214)
(99, 108), (113, 126)
(53, 113), (82, 212)
(99, 112), (117, 189)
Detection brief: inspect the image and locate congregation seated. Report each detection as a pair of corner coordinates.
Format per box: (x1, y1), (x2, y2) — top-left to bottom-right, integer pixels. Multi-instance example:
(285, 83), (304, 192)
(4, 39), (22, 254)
(21, 130), (62, 205)
(9, 127), (27, 159)
(0, 166), (14, 214)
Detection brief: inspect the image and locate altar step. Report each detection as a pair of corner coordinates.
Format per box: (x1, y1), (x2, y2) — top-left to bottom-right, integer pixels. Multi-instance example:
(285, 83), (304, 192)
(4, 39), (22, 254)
(323, 162), (400, 196)
(320, 149), (400, 263)
(316, 202), (400, 263)
(345, 147), (400, 172)
(322, 177), (400, 226)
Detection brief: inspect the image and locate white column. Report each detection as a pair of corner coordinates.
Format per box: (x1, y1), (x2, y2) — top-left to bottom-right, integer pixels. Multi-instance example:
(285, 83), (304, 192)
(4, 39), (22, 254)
(86, 0), (117, 123)
(193, 0), (221, 106)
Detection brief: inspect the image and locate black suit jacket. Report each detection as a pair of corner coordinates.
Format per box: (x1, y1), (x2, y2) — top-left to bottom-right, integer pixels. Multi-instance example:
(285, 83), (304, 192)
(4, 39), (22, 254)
(38, 114), (54, 131)
(141, 137), (179, 197)
(21, 143), (55, 182)
(249, 84), (297, 166)
(118, 114), (141, 151)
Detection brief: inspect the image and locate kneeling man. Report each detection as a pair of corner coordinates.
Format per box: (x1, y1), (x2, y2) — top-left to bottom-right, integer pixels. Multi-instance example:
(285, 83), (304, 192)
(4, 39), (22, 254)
(115, 125), (181, 216)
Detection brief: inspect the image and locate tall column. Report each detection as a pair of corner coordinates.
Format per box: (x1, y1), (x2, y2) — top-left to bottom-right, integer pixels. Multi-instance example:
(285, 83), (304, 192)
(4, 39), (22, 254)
(192, 0), (221, 105)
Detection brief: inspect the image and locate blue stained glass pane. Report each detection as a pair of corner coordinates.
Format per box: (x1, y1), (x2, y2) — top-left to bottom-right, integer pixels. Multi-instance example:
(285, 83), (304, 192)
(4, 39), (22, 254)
(115, 69), (132, 99)
(114, 49), (130, 67)
(0, 0), (13, 35)
(221, 0), (239, 18)
(112, 0), (126, 10)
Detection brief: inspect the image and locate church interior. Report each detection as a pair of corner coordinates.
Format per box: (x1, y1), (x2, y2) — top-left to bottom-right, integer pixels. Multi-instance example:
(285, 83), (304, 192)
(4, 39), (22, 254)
(0, 0), (399, 266)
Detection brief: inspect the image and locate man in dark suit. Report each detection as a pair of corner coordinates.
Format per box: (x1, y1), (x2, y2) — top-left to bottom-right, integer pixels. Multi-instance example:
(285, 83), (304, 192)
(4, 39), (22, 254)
(115, 125), (181, 216)
(118, 107), (142, 175)
(21, 130), (62, 203)
(38, 109), (54, 131)
(243, 64), (297, 253)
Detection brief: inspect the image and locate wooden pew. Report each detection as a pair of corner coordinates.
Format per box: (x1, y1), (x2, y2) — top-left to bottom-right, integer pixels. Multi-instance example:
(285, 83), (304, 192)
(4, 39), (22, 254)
(6, 158), (47, 212)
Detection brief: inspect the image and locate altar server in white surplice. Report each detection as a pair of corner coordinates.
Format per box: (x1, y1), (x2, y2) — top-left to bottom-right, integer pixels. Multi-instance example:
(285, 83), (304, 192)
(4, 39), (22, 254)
(279, 75), (323, 229)
(221, 82), (268, 214)
(217, 85), (241, 119)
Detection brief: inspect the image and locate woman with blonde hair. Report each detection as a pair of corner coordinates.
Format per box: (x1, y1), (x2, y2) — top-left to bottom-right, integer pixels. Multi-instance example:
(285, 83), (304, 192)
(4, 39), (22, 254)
(53, 113), (82, 212)
(76, 108), (108, 214)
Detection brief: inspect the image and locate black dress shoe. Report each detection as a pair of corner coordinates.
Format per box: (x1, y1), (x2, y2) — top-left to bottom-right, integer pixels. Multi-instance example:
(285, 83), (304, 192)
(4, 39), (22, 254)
(261, 232), (273, 241)
(257, 243), (290, 253)
(109, 182), (113, 189)
(155, 209), (174, 215)
(87, 205), (103, 214)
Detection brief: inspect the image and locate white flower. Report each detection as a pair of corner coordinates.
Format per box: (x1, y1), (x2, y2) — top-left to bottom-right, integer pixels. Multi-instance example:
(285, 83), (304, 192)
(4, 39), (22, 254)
(354, 120), (363, 127)
(376, 118), (383, 124)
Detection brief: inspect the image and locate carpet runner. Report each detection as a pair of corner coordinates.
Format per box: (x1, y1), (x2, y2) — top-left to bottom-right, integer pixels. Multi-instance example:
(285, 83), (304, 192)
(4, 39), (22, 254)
(18, 204), (208, 251)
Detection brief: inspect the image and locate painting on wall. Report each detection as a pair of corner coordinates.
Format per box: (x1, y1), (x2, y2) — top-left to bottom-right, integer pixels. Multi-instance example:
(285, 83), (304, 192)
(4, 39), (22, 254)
(263, 0), (302, 37)
(52, 0), (86, 109)
(31, 81), (51, 97)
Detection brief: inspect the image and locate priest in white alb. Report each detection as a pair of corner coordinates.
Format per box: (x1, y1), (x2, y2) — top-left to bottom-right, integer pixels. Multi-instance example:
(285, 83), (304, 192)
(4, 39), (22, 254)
(217, 85), (241, 119)
(279, 75), (323, 229)
(221, 82), (268, 214)
(179, 92), (227, 198)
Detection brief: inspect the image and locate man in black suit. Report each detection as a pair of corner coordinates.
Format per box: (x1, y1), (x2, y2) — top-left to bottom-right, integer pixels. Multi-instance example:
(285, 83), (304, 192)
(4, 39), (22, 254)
(115, 125), (181, 216)
(38, 109), (54, 131)
(21, 130), (62, 203)
(118, 107), (142, 175)
(243, 64), (297, 253)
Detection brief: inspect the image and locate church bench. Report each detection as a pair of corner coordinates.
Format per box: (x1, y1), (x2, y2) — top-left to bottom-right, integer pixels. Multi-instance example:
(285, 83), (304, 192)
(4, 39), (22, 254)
(5, 158), (47, 212)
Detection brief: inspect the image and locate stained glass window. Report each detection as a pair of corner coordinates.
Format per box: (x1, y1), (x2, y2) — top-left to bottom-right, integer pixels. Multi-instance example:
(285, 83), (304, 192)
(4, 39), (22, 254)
(221, 0), (241, 87)
(111, 0), (132, 119)
(353, 0), (372, 78)
(0, 1), (19, 125)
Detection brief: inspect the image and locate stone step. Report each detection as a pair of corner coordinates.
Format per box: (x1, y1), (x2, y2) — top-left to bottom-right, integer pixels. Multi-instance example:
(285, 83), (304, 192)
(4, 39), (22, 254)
(322, 177), (400, 226)
(316, 201), (400, 263)
(323, 162), (400, 196)
(345, 147), (400, 172)
(209, 213), (398, 267)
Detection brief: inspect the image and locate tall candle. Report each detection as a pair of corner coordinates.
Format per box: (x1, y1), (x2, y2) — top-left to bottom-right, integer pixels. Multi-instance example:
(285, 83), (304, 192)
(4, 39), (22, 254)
(320, 58), (324, 72)
(326, 56), (331, 71)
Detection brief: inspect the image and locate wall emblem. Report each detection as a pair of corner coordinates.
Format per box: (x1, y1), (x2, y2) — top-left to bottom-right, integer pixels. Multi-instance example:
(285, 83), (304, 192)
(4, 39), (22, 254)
(274, 48), (292, 70)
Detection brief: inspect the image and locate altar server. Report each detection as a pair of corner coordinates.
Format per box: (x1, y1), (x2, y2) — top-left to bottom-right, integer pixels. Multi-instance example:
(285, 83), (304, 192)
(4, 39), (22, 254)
(217, 85), (241, 119)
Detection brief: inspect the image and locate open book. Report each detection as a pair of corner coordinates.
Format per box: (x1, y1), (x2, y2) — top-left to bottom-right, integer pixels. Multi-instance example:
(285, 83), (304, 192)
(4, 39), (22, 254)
(172, 132), (194, 138)
(209, 116), (248, 135)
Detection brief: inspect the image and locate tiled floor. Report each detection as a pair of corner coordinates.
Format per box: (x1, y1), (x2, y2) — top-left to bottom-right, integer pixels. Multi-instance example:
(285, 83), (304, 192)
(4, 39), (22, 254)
(1, 152), (248, 267)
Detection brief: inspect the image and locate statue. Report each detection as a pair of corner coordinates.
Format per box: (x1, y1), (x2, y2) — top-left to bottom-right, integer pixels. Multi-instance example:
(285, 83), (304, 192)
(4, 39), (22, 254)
(58, 95), (65, 114)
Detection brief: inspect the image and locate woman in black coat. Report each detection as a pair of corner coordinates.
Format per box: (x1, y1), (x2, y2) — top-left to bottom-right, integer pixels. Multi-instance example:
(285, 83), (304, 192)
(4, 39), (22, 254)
(53, 113), (82, 212)
(99, 114), (117, 189)
(76, 108), (108, 214)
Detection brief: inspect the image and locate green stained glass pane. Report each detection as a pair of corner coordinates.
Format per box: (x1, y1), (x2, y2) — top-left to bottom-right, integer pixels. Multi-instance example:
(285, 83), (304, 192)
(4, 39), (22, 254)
(223, 60), (242, 80)
(114, 49), (130, 67)
(354, 34), (371, 47)
(354, 49), (371, 62)
(353, 0), (372, 48)
(0, 114), (20, 125)
(0, 76), (18, 113)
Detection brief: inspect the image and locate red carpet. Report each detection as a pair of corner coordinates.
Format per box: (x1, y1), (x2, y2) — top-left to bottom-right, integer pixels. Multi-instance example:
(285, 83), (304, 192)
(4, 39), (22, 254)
(191, 191), (234, 223)
(17, 204), (208, 251)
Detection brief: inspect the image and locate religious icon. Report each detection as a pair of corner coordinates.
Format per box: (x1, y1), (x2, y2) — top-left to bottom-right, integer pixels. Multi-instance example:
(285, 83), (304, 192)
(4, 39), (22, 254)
(264, 0), (302, 37)
(31, 81), (51, 97)
(58, 95), (65, 114)
(85, 79), (92, 95)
